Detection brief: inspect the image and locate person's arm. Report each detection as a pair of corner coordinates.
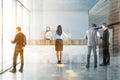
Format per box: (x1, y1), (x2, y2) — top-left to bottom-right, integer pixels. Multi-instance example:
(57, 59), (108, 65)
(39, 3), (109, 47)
(62, 32), (69, 40)
(106, 30), (110, 46)
(11, 35), (17, 44)
(85, 31), (88, 40)
(63, 32), (67, 37)
(95, 31), (98, 46)
(23, 35), (27, 46)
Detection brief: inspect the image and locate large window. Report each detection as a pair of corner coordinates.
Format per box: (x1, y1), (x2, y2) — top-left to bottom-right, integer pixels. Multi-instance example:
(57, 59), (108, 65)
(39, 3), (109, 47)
(17, 1), (30, 40)
(0, 0), (30, 73)
(3, 0), (15, 71)
(17, 2), (23, 27)
(0, 0), (3, 72)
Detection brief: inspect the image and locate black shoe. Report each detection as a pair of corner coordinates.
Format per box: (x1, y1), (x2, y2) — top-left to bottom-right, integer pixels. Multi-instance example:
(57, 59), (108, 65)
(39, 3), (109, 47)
(107, 62), (110, 65)
(18, 69), (23, 72)
(99, 64), (106, 66)
(59, 60), (61, 64)
(58, 60), (61, 64)
(9, 69), (16, 73)
(86, 64), (89, 68)
(94, 64), (97, 68)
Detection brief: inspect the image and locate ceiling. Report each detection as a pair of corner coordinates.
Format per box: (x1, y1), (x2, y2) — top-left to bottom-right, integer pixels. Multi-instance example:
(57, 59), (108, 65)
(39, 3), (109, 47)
(32, 0), (100, 11)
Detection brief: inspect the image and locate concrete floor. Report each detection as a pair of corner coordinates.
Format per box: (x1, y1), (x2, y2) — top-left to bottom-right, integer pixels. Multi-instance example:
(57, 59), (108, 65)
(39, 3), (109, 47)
(0, 45), (120, 80)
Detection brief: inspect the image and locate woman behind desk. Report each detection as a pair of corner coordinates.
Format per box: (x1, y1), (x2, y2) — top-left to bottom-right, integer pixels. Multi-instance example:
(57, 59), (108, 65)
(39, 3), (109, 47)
(44, 26), (53, 44)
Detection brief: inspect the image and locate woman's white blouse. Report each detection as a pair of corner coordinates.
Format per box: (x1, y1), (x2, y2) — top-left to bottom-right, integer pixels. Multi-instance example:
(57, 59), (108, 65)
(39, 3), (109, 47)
(45, 31), (52, 40)
(55, 32), (67, 40)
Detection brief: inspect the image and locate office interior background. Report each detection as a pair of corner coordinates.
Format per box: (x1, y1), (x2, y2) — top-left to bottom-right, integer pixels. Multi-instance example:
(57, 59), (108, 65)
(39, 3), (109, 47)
(0, 0), (120, 77)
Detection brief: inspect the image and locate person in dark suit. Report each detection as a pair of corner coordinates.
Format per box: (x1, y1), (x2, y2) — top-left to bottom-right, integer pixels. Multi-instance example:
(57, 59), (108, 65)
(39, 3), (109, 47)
(10, 26), (26, 73)
(100, 23), (110, 66)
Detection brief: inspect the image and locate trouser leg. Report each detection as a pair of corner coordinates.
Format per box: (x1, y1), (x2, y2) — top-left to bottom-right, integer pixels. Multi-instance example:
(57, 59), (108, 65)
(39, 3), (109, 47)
(103, 48), (107, 65)
(93, 46), (97, 65)
(106, 48), (110, 64)
(87, 46), (92, 65)
(13, 50), (19, 70)
(20, 49), (24, 70)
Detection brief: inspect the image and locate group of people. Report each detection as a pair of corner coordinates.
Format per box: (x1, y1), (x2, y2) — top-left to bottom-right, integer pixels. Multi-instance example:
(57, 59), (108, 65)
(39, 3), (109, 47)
(9, 23), (110, 73)
(86, 23), (110, 68)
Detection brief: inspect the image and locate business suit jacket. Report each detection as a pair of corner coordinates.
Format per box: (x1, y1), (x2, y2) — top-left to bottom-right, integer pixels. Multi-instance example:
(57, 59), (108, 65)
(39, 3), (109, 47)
(102, 29), (109, 48)
(86, 27), (98, 46)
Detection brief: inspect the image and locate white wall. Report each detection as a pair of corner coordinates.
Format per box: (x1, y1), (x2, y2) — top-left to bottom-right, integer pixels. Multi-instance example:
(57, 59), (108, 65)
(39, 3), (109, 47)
(30, 0), (43, 40)
(30, 11), (43, 39)
(30, 11), (88, 40)
(43, 11), (88, 39)
(30, 0), (89, 40)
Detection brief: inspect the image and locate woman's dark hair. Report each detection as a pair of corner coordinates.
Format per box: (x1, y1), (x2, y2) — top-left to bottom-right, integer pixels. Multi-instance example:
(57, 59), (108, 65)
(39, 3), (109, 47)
(91, 24), (97, 27)
(56, 25), (62, 36)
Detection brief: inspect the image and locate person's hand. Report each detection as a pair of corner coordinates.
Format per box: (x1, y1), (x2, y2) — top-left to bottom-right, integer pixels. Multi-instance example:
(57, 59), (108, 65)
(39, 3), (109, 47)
(97, 45), (99, 48)
(100, 36), (102, 39)
(11, 40), (13, 43)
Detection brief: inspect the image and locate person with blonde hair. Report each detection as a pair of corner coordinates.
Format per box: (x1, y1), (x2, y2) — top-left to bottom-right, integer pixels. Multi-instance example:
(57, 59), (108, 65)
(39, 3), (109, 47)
(44, 26), (53, 44)
(44, 26), (52, 40)
(10, 26), (26, 73)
